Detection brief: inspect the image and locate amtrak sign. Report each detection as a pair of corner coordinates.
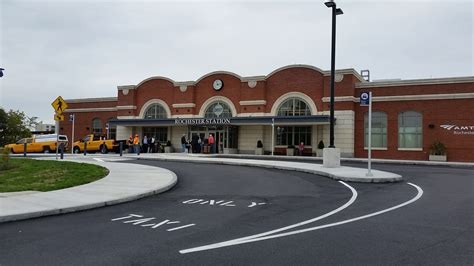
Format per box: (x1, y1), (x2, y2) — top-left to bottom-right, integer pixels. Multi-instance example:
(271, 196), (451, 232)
(440, 124), (474, 135)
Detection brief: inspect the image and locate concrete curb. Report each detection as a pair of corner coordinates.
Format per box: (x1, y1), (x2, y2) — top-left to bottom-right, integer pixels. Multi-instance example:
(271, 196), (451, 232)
(0, 158), (177, 223)
(210, 154), (474, 168)
(132, 154), (402, 183)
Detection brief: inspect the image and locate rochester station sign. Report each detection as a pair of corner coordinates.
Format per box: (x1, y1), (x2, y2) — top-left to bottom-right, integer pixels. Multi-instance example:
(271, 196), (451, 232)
(174, 118), (231, 125)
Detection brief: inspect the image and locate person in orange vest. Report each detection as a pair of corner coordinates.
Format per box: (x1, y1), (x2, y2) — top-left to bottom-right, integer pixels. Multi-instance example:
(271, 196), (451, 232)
(133, 134), (140, 155)
(208, 134), (215, 154)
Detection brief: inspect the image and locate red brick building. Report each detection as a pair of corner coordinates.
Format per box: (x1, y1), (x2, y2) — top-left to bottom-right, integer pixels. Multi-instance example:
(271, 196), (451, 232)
(60, 65), (474, 162)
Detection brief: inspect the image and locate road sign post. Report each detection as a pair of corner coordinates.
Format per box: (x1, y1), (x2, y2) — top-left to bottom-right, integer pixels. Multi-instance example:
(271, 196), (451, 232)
(70, 114), (75, 154)
(52, 96), (68, 160)
(360, 92), (373, 177)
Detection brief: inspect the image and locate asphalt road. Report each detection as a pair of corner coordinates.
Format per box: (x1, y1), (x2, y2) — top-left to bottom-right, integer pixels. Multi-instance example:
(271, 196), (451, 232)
(0, 160), (472, 265)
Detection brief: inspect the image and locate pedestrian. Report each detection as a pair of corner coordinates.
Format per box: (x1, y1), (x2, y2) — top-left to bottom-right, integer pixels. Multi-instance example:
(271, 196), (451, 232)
(133, 134), (140, 155)
(128, 135), (133, 153)
(143, 135), (148, 153)
(186, 139), (191, 153)
(298, 142), (305, 156)
(197, 136), (202, 153)
(150, 137), (155, 153)
(181, 134), (187, 153)
(208, 134), (215, 154)
(156, 139), (161, 153)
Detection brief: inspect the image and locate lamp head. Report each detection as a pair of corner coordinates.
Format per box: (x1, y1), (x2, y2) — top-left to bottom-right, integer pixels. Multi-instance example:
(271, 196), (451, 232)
(324, 1), (336, 8)
(336, 8), (344, 15)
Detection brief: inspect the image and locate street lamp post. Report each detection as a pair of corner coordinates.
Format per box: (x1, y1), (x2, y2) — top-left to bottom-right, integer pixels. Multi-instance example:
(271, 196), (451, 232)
(325, 0), (343, 148)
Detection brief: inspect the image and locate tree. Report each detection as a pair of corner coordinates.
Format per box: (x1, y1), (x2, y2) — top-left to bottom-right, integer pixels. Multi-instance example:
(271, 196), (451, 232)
(0, 108), (34, 146)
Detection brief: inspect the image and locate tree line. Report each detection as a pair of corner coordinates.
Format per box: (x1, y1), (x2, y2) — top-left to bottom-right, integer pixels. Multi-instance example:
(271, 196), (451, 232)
(0, 108), (39, 146)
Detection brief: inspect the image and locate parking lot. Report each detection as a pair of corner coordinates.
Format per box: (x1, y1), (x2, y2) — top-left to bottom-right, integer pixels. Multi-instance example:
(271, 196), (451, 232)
(0, 158), (472, 265)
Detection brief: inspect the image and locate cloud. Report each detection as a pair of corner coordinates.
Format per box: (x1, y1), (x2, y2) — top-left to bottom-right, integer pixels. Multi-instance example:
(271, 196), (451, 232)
(0, 0), (472, 124)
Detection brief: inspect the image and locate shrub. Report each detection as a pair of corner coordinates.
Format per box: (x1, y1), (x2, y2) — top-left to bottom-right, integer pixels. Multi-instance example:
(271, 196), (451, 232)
(257, 140), (263, 148)
(166, 140), (172, 146)
(317, 140), (325, 149)
(430, 140), (446, 155)
(0, 147), (13, 171)
(287, 144), (295, 149)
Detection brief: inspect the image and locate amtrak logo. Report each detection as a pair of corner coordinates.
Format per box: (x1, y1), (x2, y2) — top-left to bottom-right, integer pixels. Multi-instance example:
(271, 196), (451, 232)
(440, 125), (456, 130)
(440, 124), (474, 135)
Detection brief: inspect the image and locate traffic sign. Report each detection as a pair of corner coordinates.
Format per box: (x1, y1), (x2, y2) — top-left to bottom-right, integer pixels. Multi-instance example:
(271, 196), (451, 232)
(51, 96), (68, 114)
(360, 92), (370, 106)
(54, 113), (65, 121)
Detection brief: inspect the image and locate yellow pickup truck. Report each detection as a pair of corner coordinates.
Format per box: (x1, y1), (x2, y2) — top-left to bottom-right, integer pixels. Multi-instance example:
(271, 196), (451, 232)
(5, 134), (68, 153)
(72, 134), (117, 154)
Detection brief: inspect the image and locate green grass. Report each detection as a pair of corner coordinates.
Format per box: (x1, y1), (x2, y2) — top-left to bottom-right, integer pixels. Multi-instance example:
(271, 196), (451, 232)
(0, 158), (109, 192)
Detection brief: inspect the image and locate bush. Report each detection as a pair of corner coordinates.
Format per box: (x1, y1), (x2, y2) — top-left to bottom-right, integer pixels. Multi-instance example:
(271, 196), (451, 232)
(430, 140), (446, 155)
(318, 140), (325, 149)
(287, 144), (295, 149)
(166, 140), (172, 146)
(257, 140), (263, 148)
(0, 147), (13, 171)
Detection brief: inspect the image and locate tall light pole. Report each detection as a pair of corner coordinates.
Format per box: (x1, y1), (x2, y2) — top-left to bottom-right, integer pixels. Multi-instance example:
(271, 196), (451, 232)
(325, 0), (343, 148)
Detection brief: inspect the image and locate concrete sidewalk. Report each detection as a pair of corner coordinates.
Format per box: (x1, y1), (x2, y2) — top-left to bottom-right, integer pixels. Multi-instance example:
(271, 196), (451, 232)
(0, 157), (177, 223)
(123, 153), (403, 183)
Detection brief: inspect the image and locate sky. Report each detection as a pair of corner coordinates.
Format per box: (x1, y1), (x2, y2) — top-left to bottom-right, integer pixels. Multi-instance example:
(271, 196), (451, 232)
(0, 0), (472, 125)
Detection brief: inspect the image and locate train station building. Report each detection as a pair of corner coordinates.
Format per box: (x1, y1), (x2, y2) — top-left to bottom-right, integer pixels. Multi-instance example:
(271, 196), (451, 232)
(60, 65), (474, 162)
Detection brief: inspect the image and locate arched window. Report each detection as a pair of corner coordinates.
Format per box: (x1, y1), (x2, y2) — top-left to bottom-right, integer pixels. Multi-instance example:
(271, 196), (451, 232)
(277, 98), (311, 116)
(92, 118), (102, 135)
(398, 111), (422, 149)
(204, 101), (232, 118)
(144, 104), (167, 119)
(364, 112), (387, 148)
(275, 98), (312, 146)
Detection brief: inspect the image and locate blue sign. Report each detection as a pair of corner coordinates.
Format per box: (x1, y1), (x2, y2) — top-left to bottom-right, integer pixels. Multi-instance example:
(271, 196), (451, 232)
(360, 92), (370, 106)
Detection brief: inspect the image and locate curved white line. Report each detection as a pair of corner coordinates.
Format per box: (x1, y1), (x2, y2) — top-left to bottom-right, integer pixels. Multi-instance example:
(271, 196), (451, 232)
(179, 181), (358, 254)
(180, 182), (423, 254)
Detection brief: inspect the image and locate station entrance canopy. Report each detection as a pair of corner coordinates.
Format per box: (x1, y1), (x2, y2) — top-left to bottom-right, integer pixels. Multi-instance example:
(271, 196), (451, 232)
(108, 115), (331, 127)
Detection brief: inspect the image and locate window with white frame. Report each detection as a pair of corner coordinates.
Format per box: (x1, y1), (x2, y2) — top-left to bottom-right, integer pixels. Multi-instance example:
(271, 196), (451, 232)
(398, 111), (422, 149)
(144, 104), (167, 119)
(277, 98), (311, 116)
(275, 98), (312, 146)
(364, 112), (387, 148)
(204, 101), (232, 118)
(92, 118), (102, 135)
(107, 117), (117, 140)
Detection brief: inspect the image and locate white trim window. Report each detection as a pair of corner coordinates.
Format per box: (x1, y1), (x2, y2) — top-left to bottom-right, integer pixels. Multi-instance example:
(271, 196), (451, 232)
(108, 117), (117, 140)
(364, 112), (387, 148)
(277, 98), (311, 116)
(276, 126), (312, 146)
(144, 104), (167, 119)
(398, 111), (422, 149)
(204, 101), (232, 118)
(92, 118), (102, 135)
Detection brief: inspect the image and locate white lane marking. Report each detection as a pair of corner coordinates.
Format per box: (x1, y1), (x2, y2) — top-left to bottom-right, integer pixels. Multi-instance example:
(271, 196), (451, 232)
(151, 219), (171, 229)
(182, 199), (203, 204)
(93, 158), (105, 163)
(167, 224), (196, 232)
(179, 180), (357, 253)
(123, 218), (156, 225)
(179, 182), (423, 254)
(111, 214), (142, 221)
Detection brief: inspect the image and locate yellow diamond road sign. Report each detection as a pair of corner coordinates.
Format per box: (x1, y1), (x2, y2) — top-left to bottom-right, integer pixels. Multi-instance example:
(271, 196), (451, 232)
(54, 113), (65, 121)
(51, 96), (68, 114)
